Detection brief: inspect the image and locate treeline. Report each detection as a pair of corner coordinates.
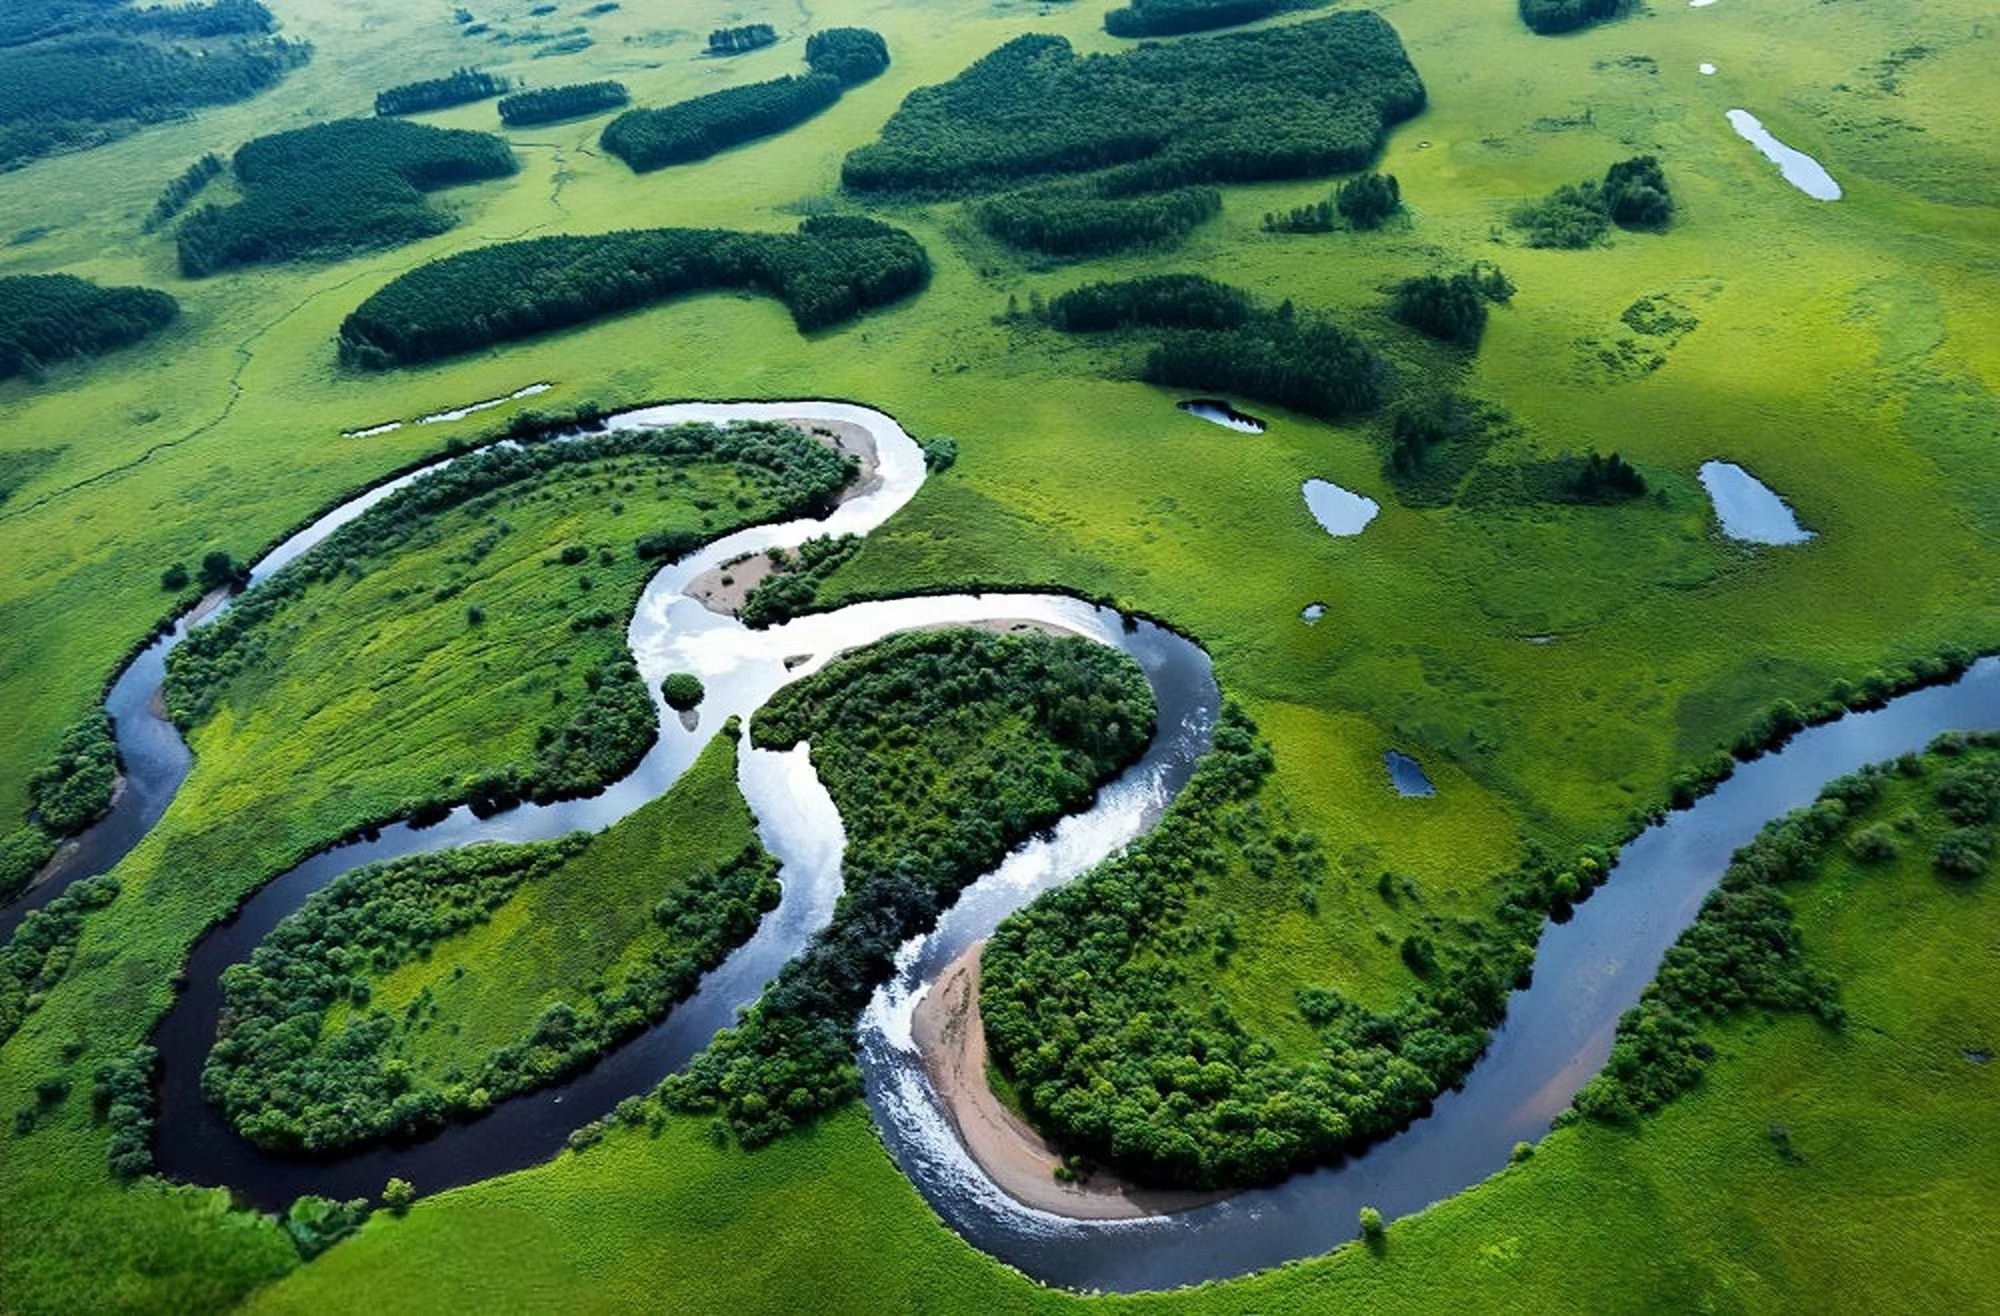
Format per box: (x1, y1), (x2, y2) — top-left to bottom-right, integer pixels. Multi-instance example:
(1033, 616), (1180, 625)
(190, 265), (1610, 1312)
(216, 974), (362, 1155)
(0, 0), (310, 171)
(602, 28), (885, 172)
(0, 273), (178, 381)
(1104, 0), (1296, 38)
(601, 74), (838, 171)
(164, 422), (851, 818)
(708, 23), (775, 54)
(1511, 155), (1673, 248)
(662, 629), (1156, 1144)
(496, 80), (627, 125)
(375, 67), (510, 116)
(1039, 273), (1383, 421)
(1264, 172), (1401, 234)
(2, 875), (120, 1047)
(841, 19), (1424, 199)
(973, 184), (1220, 257)
(204, 828), (783, 1151)
(1388, 263), (1512, 348)
(1520, 0), (1627, 36)
(738, 534), (860, 626)
(175, 118), (517, 276)
(337, 216), (927, 367)
(143, 152), (223, 232)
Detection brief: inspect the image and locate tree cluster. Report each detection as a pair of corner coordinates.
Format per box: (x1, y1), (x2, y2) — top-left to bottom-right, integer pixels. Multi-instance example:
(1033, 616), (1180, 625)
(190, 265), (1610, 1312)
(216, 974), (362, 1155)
(175, 117), (517, 276)
(0, 273), (178, 380)
(1388, 265), (1511, 349)
(203, 833), (784, 1151)
(27, 713), (118, 836)
(143, 152), (223, 232)
(1519, 0), (1627, 36)
(707, 23), (776, 55)
(1044, 273), (1253, 332)
(374, 67), (510, 116)
(802, 27), (889, 86)
(840, 17), (1425, 199)
(0, 0), (310, 170)
(496, 80), (628, 126)
(91, 1042), (156, 1180)
(1511, 155), (1673, 248)
(974, 184), (1220, 258)
(1103, 0), (1291, 39)
(336, 217), (928, 368)
(738, 534), (861, 627)
(1338, 170), (1402, 228)
(2, 875), (121, 1048)
(661, 629), (1157, 1144)
(600, 73), (841, 172)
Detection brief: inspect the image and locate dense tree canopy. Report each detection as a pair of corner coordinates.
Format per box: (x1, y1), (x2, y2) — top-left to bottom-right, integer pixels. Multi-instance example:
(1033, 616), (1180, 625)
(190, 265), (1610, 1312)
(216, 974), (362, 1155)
(143, 152), (223, 231)
(496, 80), (628, 125)
(601, 73), (841, 172)
(0, 0), (310, 170)
(973, 185), (1220, 257)
(175, 118), (517, 276)
(0, 273), (178, 380)
(1511, 156), (1674, 248)
(708, 23), (776, 55)
(802, 27), (888, 85)
(375, 67), (509, 116)
(841, 16), (1425, 197)
(1044, 273), (1254, 332)
(1388, 265), (1512, 348)
(662, 629), (1156, 1144)
(1519, 0), (1627, 36)
(337, 216), (928, 367)
(1103, 0), (1293, 38)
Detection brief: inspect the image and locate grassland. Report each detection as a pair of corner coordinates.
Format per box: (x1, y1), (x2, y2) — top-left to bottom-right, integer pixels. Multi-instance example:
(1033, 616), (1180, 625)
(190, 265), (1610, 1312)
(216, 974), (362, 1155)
(1, 0), (1997, 1307)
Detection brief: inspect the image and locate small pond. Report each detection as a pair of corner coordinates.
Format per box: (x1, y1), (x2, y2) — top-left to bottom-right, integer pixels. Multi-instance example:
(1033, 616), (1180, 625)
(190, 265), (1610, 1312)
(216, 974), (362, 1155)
(1726, 110), (1842, 200)
(1699, 62), (1717, 76)
(1178, 398), (1266, 433)
(1302, 479), (1380, 536)
(1301, 603), (1326, 625)
(1699, 460), (1813, 545)
(1386, 750), (1435, 797)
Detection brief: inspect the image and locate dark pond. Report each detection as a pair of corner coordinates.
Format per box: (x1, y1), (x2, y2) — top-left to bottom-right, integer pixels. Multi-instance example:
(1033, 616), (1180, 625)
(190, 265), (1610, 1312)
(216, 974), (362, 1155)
(1386, 749), (1437, 797)
(1177, 399), (1266, 433)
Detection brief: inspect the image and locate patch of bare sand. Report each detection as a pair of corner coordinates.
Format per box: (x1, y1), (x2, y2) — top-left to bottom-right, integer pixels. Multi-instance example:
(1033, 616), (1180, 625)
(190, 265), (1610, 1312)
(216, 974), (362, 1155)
(911, 940), (1232, 1221)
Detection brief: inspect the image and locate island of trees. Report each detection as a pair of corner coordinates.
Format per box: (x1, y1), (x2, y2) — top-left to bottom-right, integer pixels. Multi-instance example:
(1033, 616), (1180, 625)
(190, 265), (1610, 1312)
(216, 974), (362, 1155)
(0, 0), (311, 170)
(173, 118), (518, 276)
(0, 274), (178, 382)
(1512, 155), (1674, 248)
(1102, 0), (1320, 39)
(336, 216), (928, 367)
(707, 23), (776, 54)
(841, 18), (1424, 197)
(1040, 273), (1384, 421)
(602, 28), (887, 172)
(497, 81), (628, 125)
(1388, 263), (1513, 348)
(375, 67), (511, 116)
(1264, 172), (1402, 233)
(1519, 0), (1628, 36)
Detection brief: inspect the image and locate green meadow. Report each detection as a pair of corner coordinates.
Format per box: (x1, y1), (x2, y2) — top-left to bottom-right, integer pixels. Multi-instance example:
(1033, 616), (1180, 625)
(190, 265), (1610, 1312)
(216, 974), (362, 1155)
(0, 0), (1996, 1308)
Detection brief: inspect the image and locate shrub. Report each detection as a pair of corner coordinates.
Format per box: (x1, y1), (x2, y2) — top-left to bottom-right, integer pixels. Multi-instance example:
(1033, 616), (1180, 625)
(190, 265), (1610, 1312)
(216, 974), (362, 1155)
(160, 563), (189, 590)
(661, 672), (705, 711)
(382, 1177), (415, 1213)
(1934, 828), (1992, 880)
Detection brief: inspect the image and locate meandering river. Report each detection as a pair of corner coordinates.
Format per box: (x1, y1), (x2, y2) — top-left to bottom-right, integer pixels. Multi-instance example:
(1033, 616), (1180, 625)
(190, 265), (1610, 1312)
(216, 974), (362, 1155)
(3, 399), (1992, 1294)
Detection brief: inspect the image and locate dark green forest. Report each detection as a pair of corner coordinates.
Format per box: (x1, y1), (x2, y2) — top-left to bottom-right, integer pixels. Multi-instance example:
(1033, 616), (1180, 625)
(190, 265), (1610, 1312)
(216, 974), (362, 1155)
(973, 185), (1221, 258)
(1519, 0), (1627, 36)
(337, 216), (928, 367)
(0, 0), (309, 170)
(1511, 155), (1673, 248)
(662, 628), (1157, 1145)
(840, 17), (1424, 197)
(496, 80), (628, 125)
(375, 67), (510, 117)
(0, 273), (178, 380)
(1043, 274), (1253, 332)
(1103, 0), (1311, 39)
(600, 74), (841, 172)
(802, 27), (889, 86)
(1388, 264), (1513, 348)
(142, 152), (222, 232)
(174, 118), (518, 276)
(707, 24), (776, 55)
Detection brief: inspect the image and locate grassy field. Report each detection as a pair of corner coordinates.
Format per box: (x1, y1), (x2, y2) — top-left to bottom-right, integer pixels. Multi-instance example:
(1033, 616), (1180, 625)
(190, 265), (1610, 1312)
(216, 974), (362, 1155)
(248, 746), (2000, 1313)
(0, 0), (1997, 1307)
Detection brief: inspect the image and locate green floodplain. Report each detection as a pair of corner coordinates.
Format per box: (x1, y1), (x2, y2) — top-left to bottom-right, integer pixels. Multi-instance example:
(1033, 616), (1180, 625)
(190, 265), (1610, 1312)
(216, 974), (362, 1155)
(0, 0), (1997, 1309)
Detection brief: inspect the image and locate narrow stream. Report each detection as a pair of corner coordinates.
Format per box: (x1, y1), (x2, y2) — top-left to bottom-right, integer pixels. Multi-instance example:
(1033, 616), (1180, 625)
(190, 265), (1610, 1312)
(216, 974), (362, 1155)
(5, 399), (1993, 1295)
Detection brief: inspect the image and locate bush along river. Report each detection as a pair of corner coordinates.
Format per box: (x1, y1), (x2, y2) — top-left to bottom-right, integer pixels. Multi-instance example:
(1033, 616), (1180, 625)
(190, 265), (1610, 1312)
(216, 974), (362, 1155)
(5, 400), (1997, 1294)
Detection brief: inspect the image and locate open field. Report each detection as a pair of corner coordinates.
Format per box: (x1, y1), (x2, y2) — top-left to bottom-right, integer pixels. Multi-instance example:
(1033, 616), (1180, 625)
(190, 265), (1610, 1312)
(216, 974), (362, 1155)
(1, 0), (1997, 1308)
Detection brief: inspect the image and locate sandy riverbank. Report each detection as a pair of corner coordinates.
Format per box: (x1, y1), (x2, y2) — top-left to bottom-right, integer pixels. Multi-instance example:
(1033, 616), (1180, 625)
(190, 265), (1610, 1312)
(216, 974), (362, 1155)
(910, 940), (1232, 1221)
(686, 418), (881, 616)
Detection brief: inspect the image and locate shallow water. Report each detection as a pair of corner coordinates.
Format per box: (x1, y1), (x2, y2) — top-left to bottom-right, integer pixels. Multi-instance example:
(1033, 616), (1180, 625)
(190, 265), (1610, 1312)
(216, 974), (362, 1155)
(1700, 459), (1814, 545)
(1177, 398), (1266, 433)
(1726, 110), (1842, 200)
(1301, 603), (1327, 625)
(1302, 479), (1380, 536)
(1386, 749), (1437, 797)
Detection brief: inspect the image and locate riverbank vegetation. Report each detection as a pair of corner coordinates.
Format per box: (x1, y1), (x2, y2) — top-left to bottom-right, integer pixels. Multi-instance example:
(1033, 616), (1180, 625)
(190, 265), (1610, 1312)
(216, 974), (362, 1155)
(661, 628), (1155, 1144)
(0, 274), (178, 381)
(174, 118), (517, 276)
(0, 0), (310, 170)
(336, 217), (927, 367)
(204, 732), (777, 1152)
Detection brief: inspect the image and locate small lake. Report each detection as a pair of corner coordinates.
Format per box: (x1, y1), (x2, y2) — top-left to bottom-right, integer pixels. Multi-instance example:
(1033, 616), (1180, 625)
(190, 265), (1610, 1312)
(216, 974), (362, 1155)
(1301, 603), (1326, 625)
(1726, 110), (1842, 200)
(1700, 460), (1813, 545)
(1302, 479), (1380, 536)
(1178, 399), (1266, 433)
(1386, 750), (1436, 797)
